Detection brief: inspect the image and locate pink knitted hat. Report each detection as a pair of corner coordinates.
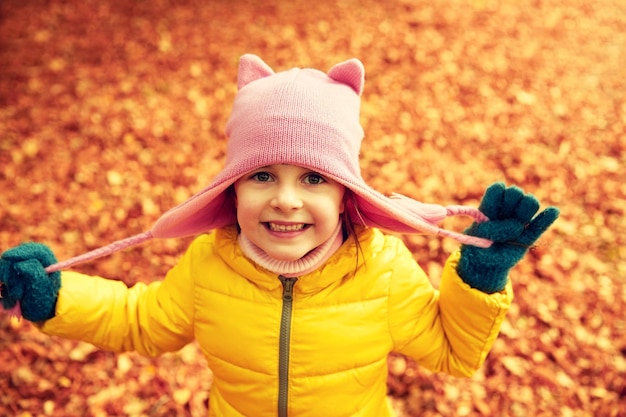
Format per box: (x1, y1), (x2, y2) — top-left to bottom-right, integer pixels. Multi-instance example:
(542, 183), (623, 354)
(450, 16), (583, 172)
(45, 54), (491, 273)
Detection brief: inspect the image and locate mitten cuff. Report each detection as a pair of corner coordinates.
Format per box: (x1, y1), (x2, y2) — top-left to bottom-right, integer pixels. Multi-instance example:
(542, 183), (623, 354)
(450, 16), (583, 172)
(456, 248), (510, 294)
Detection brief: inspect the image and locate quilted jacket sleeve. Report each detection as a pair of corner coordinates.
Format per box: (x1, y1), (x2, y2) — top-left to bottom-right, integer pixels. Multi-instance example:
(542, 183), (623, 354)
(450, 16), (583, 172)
(389, 248), (513, 377)
(39, 244), (199, 356)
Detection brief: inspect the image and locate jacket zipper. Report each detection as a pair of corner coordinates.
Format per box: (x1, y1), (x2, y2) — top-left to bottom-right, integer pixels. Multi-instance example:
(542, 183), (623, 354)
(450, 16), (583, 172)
(278, 276), (297, 417)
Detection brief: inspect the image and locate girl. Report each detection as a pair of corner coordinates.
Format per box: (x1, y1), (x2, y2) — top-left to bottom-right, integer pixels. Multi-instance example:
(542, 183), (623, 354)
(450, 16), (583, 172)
(1, 54), (558, 416)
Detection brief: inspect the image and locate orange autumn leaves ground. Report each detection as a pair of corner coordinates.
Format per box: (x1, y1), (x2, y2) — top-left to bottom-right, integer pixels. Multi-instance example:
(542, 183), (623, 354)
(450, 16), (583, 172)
(1, 0), (625, 416)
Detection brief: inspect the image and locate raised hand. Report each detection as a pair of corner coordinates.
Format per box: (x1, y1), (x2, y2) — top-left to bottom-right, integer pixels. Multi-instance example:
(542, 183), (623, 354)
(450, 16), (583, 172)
(457, 182), (560, 293)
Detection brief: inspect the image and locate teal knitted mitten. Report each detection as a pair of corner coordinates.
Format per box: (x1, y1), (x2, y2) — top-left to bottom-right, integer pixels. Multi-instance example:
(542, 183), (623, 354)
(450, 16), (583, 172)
(0, 243), (61, 322)
(457, 182), (560, 294)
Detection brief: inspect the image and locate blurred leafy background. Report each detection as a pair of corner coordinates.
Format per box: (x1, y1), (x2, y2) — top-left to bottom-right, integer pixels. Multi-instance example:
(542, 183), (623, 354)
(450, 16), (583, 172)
(1, 0), (624, 416)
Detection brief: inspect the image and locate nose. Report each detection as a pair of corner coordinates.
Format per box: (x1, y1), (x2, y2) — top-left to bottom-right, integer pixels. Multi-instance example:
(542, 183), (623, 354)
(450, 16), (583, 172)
(270, 184), (304, 211)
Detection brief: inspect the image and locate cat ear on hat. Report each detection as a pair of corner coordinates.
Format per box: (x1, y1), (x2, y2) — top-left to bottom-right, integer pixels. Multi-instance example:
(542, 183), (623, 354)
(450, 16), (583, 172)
(327, 58), (365, 96)
(237, 54), (275, 89)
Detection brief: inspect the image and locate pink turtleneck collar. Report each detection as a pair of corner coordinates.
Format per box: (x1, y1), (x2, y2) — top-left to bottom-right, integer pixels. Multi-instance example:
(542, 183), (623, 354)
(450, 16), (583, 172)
(237, 222), (344, 277)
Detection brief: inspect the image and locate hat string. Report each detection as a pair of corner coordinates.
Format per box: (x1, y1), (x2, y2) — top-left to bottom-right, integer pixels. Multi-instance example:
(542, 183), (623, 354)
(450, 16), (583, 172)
(441, 205), (492, 247)
(44, 231), (154, 273)
(445, 205), (489, 222)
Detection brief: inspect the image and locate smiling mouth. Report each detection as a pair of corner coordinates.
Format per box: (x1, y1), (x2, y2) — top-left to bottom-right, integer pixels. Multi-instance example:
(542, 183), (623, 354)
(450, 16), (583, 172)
(266, 222), (309, 232)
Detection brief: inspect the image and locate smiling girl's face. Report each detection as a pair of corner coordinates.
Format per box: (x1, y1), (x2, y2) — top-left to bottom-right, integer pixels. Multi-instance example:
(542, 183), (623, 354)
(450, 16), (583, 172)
(234, 164), (346, 261)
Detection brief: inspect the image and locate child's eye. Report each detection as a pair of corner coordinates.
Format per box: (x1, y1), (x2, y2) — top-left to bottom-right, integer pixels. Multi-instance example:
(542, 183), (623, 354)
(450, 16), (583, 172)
(304, 173), (326, 185)
(251, 172), (273, 182)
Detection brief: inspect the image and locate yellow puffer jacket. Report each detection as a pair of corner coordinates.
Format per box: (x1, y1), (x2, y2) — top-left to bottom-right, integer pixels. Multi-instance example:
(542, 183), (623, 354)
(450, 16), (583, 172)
(41, 226), (513, 417)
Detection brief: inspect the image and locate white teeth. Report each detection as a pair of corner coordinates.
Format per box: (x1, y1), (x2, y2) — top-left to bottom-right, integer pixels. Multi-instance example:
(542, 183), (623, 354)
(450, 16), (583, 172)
(268, 223), (305, 232)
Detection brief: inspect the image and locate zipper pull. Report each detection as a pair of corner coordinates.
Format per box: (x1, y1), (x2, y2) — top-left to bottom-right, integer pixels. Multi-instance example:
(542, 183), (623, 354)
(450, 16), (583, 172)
(280, 276), (297, 301)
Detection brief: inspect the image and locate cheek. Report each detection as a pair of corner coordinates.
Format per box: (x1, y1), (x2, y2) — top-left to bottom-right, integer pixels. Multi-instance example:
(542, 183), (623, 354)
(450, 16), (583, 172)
(235, 195), (262, 225)
(317, 192), (345, 219)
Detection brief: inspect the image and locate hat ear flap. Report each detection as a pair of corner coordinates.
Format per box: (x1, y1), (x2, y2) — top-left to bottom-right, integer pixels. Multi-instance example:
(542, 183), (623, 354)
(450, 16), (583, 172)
(327, 58), (365, 96)
(237, 54), (275, 89)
